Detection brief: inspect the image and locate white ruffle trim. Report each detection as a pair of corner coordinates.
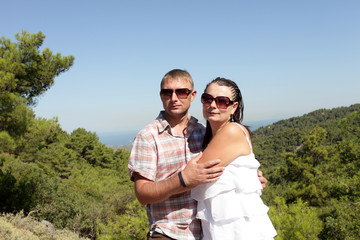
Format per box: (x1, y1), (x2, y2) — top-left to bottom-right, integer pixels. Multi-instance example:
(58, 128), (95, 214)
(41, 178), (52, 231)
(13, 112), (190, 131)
(192, 154), (262, 202)
(191, 155), (277, 239)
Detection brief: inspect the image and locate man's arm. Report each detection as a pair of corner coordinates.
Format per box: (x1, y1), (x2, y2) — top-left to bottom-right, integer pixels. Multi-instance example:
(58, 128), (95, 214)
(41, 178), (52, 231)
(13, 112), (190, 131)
(134, 153), (224, 205)
(258, 170), (268, 191)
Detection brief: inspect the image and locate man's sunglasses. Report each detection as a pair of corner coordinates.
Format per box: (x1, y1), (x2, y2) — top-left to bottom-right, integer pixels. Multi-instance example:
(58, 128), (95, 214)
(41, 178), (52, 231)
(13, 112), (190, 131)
(160, 88), (192, 99)
(201, 93), (234, 109)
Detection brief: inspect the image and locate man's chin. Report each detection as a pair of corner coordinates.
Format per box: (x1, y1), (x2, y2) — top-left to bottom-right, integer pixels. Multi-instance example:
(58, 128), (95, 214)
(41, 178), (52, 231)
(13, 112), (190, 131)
(165, 109), (187, 117)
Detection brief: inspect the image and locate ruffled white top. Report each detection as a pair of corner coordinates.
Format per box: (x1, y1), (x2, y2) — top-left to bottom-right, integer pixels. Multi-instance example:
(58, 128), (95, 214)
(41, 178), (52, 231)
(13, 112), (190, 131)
(191, 124), (277, 240)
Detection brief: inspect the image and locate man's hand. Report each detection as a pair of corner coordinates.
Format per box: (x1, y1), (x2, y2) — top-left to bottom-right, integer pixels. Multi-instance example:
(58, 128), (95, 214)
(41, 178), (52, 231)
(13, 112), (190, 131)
(257, 170), (268, 192)
(181, 152), (224, 188)
(133, 153), (224, 205)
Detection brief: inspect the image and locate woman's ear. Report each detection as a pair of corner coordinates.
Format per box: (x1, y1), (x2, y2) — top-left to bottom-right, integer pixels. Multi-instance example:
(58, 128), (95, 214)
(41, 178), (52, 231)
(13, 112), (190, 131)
(231, 102), (239, 115)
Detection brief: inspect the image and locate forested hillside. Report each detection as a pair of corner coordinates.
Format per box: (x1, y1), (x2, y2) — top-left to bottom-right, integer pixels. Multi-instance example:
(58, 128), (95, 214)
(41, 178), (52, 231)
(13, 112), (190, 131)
(1, 31), (359, 239)
(0, 31), (146, 239)
(253, 104), (360, 175)
(252, 104), (360, 239)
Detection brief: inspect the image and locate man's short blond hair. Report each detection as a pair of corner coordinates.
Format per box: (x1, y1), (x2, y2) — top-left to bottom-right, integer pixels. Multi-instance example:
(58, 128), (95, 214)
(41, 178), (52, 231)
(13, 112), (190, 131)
(160, 69), (194, 89)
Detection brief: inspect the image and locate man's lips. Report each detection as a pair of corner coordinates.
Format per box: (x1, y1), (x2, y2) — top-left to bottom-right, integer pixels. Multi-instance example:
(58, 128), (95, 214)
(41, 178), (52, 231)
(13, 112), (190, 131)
(170, 105), (181, 109)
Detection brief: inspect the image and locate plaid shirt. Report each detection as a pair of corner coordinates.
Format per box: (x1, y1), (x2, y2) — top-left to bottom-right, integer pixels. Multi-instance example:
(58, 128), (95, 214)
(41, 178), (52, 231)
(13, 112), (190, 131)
(128, 111), (205, 240)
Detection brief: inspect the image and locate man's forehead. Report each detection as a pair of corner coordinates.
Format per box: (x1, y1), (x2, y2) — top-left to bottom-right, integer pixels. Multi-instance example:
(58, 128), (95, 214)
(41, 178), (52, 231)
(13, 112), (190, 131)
(163, 77), (191, 87)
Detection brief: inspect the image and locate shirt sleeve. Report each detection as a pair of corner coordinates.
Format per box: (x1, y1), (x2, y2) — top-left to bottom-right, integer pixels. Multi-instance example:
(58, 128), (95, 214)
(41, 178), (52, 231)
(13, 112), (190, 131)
(128, 130), (158, 182)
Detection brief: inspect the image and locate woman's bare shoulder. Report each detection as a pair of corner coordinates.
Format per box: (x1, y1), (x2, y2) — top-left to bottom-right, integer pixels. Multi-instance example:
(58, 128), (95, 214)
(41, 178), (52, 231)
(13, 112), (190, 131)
(200, 123), (251, 166)
(217, 123), (247, 140)
(218, 123), (251, 153)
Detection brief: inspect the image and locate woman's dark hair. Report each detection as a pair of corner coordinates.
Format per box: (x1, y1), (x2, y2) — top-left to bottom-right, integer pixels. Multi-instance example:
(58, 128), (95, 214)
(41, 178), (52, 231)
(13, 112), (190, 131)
(202, 77), (250, 149)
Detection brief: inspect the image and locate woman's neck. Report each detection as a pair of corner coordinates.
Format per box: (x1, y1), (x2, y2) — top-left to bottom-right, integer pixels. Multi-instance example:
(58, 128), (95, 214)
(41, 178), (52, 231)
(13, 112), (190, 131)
(210, 120), (230, 137)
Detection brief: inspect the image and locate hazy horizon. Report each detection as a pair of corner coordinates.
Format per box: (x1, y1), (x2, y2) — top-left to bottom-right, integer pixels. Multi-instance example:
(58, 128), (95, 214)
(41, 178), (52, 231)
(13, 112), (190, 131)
(97, 117), (293, 146)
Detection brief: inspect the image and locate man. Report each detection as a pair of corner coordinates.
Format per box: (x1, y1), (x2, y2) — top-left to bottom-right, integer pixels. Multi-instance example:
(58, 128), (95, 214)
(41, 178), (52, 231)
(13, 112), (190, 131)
(128, 69), (267, 240)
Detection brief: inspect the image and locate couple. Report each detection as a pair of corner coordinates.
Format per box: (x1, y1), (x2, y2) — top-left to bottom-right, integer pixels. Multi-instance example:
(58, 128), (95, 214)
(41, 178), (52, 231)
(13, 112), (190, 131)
(128, 69), (276, 240)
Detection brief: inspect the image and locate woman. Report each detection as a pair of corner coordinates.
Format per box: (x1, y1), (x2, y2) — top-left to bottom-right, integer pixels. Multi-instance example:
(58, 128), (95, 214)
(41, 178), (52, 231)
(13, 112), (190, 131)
(191, 78), (277, 239)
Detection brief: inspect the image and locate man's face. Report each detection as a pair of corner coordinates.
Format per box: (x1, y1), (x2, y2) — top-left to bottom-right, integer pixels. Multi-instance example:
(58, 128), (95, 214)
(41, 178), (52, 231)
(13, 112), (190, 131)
(160, 77), (196, 119)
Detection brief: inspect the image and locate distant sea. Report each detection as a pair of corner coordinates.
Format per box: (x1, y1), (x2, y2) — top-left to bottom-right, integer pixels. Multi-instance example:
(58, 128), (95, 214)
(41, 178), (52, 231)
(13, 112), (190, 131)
(98, 130), (139, 146)
(98, 119), (278, 146)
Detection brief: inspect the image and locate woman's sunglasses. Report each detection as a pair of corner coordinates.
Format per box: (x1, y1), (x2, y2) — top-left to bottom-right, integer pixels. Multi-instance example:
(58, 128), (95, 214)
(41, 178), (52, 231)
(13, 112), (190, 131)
(201, 93), (234, 109)
(160, 88), (192, 99)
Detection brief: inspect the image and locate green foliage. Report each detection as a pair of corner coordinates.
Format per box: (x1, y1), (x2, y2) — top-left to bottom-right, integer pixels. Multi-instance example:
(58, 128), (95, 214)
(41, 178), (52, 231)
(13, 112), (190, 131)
(253, 104), (360, 177)
(16, 117), (66, 155)
(0, 92), (34, 137)
(17, 117), (74, 178)
(0, 30), (73, 140)
(35, 179), (102, 238)
(67, 128), (99, 159)
(0, 147), (136, 239)
(0, 30), (74, 105)
(97, 200), (148, 240)
(0, 131), (15, 153)
(15, 133), (134, 238)
(319, 201), (360, 240)
(257, 105), (360, 239)
(0, 159), (57, 214)
(112, 148), (131, 176)
(269, 197), (322, 240)
(67, 128), (114, 168)
(0, 30), (140, 239)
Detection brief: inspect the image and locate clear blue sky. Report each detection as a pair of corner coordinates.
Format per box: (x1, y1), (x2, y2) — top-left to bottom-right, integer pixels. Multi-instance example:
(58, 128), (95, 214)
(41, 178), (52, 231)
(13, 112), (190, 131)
(2, 0), (359, 137)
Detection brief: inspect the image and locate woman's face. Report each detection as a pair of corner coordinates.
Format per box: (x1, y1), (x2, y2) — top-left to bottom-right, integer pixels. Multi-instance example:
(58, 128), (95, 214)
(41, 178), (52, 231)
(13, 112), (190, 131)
(202, 83), (238, 124)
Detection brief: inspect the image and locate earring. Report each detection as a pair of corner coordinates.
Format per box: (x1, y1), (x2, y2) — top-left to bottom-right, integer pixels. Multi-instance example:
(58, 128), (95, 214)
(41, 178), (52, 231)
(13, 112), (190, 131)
(230, 114), (234, 122)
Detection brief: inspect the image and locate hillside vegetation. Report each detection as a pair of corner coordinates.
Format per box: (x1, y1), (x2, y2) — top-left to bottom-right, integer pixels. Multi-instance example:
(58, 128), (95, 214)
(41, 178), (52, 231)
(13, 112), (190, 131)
(0, 30), (146, 239)
(252, 104), (360, 239)
(1, 31), (359, 239)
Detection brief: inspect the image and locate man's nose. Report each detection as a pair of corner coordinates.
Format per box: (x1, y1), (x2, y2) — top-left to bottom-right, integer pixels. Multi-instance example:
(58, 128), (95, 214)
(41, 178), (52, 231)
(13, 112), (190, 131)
(171, 91), (179, 101)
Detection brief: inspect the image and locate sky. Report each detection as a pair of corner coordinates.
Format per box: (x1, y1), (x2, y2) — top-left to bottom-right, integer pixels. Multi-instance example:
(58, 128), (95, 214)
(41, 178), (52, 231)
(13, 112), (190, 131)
(2, 0), (359, 144)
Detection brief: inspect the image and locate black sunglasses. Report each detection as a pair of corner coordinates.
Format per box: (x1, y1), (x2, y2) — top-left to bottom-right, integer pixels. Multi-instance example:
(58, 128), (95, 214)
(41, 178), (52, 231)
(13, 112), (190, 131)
(201, 93), (234, 109)
(160, 88), (192, 99)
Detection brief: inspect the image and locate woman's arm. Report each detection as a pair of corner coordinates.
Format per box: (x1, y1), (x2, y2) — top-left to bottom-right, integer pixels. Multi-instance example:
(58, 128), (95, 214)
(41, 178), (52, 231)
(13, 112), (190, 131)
(198, 123), (251, 167)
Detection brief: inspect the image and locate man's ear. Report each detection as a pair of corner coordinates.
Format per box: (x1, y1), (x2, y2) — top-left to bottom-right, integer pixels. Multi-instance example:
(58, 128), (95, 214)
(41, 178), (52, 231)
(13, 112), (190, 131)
(190, 90), (197, 102)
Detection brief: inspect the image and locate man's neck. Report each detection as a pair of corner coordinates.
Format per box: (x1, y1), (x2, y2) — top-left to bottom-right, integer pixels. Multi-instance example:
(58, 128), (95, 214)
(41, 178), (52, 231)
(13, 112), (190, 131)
(163, 112), (190, 136)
